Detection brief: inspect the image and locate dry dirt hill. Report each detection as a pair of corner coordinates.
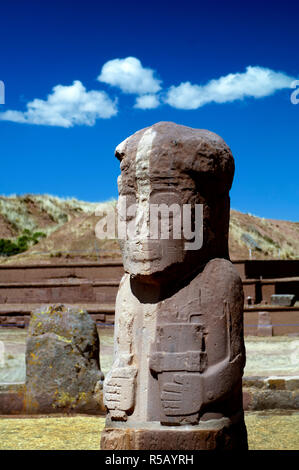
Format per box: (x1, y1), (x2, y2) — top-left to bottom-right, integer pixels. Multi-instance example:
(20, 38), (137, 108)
(229, 209), (299, 260)
(0, 194), (298, 264)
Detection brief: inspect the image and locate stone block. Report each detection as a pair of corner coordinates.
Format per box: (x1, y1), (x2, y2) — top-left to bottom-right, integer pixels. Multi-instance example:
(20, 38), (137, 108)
(25, 304), (105, 414)
(271, 294), (296, 307)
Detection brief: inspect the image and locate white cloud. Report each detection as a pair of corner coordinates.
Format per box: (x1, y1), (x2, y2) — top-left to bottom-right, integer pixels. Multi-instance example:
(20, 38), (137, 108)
(134, 94), (160, 109)
(0, 63), (295, 127)
(165, 66), (294, 109)
(98, 57), (162, 95)
(0, 80), (118, 127)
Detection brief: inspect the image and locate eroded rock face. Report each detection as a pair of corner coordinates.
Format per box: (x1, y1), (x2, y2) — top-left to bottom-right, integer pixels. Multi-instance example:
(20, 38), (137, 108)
(25, 304), (104, 414)
(102, 122), (247, 449)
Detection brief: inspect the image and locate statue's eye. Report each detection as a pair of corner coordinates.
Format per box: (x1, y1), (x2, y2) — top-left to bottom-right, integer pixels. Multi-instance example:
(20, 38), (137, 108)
(120, 158), (130, 172)
(117, 195), (136, 221)
(150, 191), (181, 206)
(126, 203), (136, 221)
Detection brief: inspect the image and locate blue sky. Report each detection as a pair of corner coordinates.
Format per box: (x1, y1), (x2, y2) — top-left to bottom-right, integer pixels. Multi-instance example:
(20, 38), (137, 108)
(0, 0), (298, 220)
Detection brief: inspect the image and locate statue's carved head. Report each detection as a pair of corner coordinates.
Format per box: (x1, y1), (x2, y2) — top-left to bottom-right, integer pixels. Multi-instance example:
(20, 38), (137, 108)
(115, 122), (234, 283)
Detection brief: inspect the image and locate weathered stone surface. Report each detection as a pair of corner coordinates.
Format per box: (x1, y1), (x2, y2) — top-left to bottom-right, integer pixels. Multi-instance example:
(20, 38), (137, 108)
(285, 378), (299, 391)
(25, 304), (104, 414)
(243, 376), (299, 391)
(244, 389), (298, 411)
(243, 376), (265, 389)
(243, 375), (299, 411)
(0, 384), (25, 415)
(257, 311), (273, 337)
(102, 122), (247, 449)
(267, 378), (286, 390)
(271, 294), (296, 307)
(101, 415), (248, 450)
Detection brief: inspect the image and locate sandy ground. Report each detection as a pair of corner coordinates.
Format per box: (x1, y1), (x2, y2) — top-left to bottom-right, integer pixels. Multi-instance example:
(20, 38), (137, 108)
(0, 411), (298, 450)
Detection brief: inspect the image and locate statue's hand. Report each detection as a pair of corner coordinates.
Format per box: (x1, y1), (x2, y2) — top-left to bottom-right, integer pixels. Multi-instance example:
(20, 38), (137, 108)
(104, 364), (137, 420)
(161, 373), (203, 417)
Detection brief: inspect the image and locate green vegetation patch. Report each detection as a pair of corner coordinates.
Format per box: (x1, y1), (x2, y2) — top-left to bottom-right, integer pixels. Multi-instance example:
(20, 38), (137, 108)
(0, 230), (46, 257)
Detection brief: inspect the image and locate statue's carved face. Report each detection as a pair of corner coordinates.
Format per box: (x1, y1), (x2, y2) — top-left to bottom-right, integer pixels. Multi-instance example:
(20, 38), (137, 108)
(115, 123), (233, 282)
(118, 187), (187, 278)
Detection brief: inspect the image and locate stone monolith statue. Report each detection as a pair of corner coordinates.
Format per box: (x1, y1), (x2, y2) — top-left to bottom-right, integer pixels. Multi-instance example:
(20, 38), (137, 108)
(25, 304), (104, 414)
(101, 122), (248, 450)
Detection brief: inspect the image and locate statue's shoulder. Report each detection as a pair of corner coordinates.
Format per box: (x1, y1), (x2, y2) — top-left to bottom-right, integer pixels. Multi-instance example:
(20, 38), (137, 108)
(116, 273), (140, 308)
(119, 272), (130, 289)
(117, 272), (132, 299)
(202, 258), (241, 284)
(200, 258), (243, 305)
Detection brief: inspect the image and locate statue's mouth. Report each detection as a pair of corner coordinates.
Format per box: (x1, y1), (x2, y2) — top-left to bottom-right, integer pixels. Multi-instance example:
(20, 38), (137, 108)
(125, 240), (162, 262)
(131, 248), (161, 262)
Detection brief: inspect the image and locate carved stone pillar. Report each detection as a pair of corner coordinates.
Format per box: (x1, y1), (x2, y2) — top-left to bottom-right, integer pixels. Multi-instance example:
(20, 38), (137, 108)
(100, 122), (248, 450)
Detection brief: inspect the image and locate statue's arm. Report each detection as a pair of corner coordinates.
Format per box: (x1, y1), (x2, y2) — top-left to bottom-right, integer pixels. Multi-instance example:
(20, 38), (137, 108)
(103, 274), (138, 420)
(159, 259), (245, 418)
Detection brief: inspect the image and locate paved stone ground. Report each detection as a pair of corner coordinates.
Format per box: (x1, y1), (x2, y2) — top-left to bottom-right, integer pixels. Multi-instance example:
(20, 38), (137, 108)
(244, 335), (299, 377)
(0, 329), (26, 383)
(0, 327), (298, 450)
(1, 327), (298, 384)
